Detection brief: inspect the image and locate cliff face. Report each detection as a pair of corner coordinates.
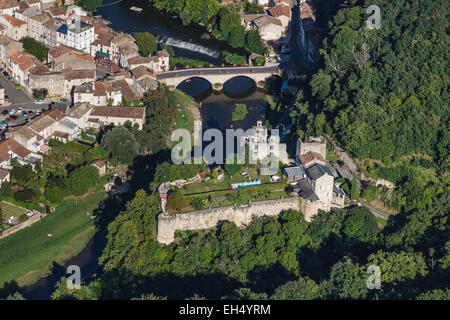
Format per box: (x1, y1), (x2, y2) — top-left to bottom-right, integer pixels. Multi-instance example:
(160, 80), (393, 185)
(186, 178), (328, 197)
(157, 197), (300, 244)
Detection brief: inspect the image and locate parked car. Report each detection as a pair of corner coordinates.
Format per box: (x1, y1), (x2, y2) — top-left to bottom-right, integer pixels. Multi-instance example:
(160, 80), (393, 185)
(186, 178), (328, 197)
(1, 110), (9, 115)
(10, 115), (17, 120)
(2, 71), (8, 78)
(21, 110), (28, 116)
(5, 117), (12, 122)
(10, 109), (16, 115)
(36, 100), (44, 104)
(28, 110), (33, 115)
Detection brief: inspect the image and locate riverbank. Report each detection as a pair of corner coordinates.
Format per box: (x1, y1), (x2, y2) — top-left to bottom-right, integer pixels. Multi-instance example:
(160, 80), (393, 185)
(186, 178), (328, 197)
(0, 185), (107, 288)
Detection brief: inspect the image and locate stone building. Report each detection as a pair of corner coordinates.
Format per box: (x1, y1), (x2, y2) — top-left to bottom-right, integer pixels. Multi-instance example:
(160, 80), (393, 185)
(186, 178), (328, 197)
(87, 106), (146, 130)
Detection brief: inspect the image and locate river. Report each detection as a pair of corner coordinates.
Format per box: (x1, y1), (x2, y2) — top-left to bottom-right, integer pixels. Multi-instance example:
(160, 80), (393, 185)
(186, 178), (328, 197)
(20, 2), (269, 300)
(97, 0), (245, 65)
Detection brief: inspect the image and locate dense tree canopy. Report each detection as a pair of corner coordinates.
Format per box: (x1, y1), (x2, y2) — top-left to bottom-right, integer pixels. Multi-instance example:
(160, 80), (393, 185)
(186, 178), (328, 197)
(291, 0), (449, 170)
(101, 126), (139, 165)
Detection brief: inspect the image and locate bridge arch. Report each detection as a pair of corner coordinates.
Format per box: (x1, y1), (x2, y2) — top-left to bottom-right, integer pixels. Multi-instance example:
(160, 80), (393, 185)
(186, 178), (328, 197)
(222, 75), (257, 98)
(176, 77), (212, 99)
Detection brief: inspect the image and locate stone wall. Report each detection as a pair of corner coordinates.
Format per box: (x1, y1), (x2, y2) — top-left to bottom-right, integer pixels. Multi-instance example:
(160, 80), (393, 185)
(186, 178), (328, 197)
(0, 212), (46, 239)
(297, 137), (326, 159)
(157, 197), (300, 244)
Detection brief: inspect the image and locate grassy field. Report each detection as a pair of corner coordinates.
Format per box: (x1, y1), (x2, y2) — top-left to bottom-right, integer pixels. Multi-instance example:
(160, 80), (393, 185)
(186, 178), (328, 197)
(1, 201), (27, 221)
(167, 89), (198, 149)
(0, 186), (107, 287)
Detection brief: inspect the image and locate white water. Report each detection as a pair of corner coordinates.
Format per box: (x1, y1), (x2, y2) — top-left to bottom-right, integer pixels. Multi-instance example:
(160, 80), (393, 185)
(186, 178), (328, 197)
(157, 35), (220, 59)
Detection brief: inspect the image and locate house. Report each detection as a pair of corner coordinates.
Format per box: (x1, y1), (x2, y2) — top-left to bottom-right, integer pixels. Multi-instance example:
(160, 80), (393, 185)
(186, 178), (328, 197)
(87, 106), (146, 130)
(241, 14), (284, 41)
(48, 6), (67, 19)
(7, 51), (42, 86)
(27, 12), (51, 43)
(0, 138), (41, 169)
(298, 151), (326, 169)
(284, 166), (304, 184)
(0, 167), (10, 187)
(130, 65), (158, 94)
(242, 120), (289, 164)
(14, 5), (42, 25)
(56, 20), (95, 53)
(48, 44), (95, 71)
(64, 102), (93, 129)
(296, 136), (326, 161)
(28, 71), (64, 96)
(111, 32), (139, 68)
(0, 0), (19, 16)
(127, 55), (152, 70)
(0, 35), (22, 68)
(153, 49), (169, 72)
(39, 0), (55, 9)
(63, 68), (95, 94)
(0, 15), (27, 41)
(267, 4), (291, 28)
(305, 163), (334, 205)
(91, 159), (106, 176)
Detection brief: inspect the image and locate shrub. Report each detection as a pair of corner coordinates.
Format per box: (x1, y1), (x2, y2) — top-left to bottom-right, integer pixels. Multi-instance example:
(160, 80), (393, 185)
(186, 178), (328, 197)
(13, 189), (36, 202)
(167, 190), (189, 213)
(232, 104), (248, 121)
(45, 186), (64, 204)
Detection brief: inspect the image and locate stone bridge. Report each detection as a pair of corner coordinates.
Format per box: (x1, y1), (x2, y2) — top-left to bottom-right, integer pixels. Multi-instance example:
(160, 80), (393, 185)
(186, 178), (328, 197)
(156, 65), (280, 87)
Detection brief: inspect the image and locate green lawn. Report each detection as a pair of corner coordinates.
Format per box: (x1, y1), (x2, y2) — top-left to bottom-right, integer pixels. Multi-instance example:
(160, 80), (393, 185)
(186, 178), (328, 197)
(0, 186), (107, 287)
(1, 201), (27, 221)
(326, 147), (339, 161)
(167, 89), (197, 149)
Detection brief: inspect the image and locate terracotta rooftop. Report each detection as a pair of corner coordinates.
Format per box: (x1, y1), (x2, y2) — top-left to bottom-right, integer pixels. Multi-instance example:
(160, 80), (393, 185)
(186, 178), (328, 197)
(1, 15), (26, 27)
(43, 109), (65, 121)
(90, 106), (145, 120)
(157, 49), (169, 58)
(299, 151), (324, 167)
(8, 51), (40, 72)
(0, 138), (31, 162)
(0, 168), (10, 180)
(128, 55), (151, 65)
(131, 65), (156, 80)
(64, 69), (95, 80)
(268, 5), (291, 18)
(0, 0), (18, 10)
(49, 6), (67, 17)
(91, 159), (106, 168)
(48, 44), (82, 59)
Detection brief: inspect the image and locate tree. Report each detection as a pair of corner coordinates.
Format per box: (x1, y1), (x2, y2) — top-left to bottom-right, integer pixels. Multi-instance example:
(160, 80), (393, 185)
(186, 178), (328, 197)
(20, 37), (48, 62)
(271, 277), (320, 300)
(68, 165), (99, 196)
(45, 186), (63, 204)
(245, 30), (266, 55)
(167, 190), (189, 213)
(224, 154), (242, 176)
(350, 173), (358, 200)
(101, 126), (139, 165)
(228, 26), (246, 48)
(78, 0), (102, 11)
(133, 32), (157, 57)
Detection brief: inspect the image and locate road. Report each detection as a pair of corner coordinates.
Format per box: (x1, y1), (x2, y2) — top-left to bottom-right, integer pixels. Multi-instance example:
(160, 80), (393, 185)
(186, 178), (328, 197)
(288, 0), (307, 72)
(359, 199), (390, 220)
(0, 69), (51, 127)
(156, 65), (280, 80)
